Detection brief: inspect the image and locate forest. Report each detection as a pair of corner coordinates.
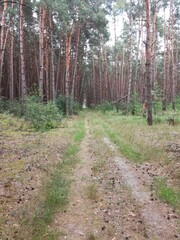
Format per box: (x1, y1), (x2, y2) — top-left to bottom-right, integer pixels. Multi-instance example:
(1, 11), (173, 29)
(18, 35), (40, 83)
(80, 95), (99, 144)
(0, 0), (179, 125)
(0, 0), (180, 239)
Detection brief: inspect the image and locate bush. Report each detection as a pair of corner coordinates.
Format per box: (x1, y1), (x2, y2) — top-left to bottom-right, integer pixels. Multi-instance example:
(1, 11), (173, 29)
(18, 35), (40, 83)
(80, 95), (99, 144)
(55, 95), (66, 115)
(99, 101), (113, 113)
(25, 96), (62, 131)
(0, 97), (6, 113)
(118, 102), (127, 115)
(72, 99), (81, 115)
(130, 92), (142, 116)
(0, 98), (23, 116)
(6, 100), (23, 117)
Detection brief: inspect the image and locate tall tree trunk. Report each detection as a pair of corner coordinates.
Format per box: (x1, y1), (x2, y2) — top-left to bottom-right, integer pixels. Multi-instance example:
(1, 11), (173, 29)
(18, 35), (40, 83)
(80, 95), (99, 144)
(45, 11), (49, 101)
(39, 6), (46, 101)
(0, 1), (8, 96)
(145, 0), (153, 125)
(151, 0), (158, 89)
(98, 44), (102, 103)
(70, 21), (81, 114)
(20, 0), (27, 102)
(126, 0), (133, 114)
(65, 22), (74, 116)
(163, 8), (167, 110)
(103, 46), (108, 100)
(50, 13), (55, 101)
(134, 16), (142, 92)
(9, 1), (14, 100)
(170, 0), (176, 110)
(55, 35), (61, 93)
(120, 49), (124, 97)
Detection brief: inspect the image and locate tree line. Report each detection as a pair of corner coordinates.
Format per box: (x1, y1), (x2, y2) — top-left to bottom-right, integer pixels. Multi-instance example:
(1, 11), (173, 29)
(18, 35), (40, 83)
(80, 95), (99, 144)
(0, 0), (179, 124)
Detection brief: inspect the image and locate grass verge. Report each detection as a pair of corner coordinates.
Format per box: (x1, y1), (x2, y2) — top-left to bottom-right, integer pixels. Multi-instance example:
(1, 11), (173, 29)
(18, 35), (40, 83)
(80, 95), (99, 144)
(31, 118), (85, 240)
(154, 177), (180, 211)
(89, 112), (174, 164)
(91, 114), (147, 163)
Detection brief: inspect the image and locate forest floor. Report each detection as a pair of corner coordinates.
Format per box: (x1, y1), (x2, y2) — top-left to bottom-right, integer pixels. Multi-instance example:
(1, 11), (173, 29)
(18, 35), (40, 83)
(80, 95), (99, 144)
(0, 112), (180, 240)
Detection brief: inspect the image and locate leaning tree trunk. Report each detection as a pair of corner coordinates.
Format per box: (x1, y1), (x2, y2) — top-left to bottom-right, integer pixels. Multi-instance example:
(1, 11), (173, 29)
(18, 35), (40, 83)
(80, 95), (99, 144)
(145, 0), (153, 125)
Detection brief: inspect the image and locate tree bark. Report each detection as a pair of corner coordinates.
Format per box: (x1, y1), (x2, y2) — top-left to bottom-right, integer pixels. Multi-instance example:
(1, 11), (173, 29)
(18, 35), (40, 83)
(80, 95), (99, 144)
(126, 0), (133, 114)
(0, 1), (8, 96)
(65, 22), (74, 116)
(9, 1), (14, 100)
(39, 6), (46, 102)
(70, 21), (81, 114)
(170, 0), (176, 110)
(145, 0), (153, 125)
(20, 0), (27, 102)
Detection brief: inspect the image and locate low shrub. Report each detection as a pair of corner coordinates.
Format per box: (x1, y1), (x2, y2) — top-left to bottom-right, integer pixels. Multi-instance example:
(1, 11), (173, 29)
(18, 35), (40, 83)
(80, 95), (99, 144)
(55, 95), (66, 114)
(99, 101), (113, 113)
(25, 95), (62, 131)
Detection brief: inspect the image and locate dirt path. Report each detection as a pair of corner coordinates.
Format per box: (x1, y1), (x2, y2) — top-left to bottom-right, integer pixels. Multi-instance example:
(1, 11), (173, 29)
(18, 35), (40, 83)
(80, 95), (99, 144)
(104, 137), (180, 239)
(54, 118), (180, 240)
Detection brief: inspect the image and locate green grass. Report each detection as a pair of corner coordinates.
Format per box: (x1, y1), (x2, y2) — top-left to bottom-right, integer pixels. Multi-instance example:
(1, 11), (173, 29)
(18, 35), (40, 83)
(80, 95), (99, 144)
(93, 115), (147, 163)
(154, 177), (180, 210)
(89, 111), (178, 164)
(31, 118), (85, 239)
(73, 119), (85, 142)
(32, 174), (69, 239)
(104, 123), (146, 163)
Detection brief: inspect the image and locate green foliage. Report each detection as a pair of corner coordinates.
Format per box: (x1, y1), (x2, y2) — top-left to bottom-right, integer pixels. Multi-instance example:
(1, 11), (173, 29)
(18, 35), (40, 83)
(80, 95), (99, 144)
(98, 101), (113, 113)
(175, 96), (180, 111)
(152, 83), (163, 115)
(55, 95), (81, 115)
(6, 100), (23, 117)
(118, 101), (127, 115)
(25, 96), (62, 131)
(0, 98), (22, 116)
(55, 95), (66, 115)
(154, 177), (180, 209)
(0, 97), (6, 113)
(130, 92), (142, 115)
(72, 99), (81, 115)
